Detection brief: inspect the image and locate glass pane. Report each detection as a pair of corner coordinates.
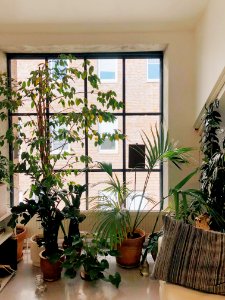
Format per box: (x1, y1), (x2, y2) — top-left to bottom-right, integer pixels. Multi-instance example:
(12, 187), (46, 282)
(13, 173), (33, 205)
(87, 59), (123, 113)
(126, 58), (160, 113)
(12, 115), (38, 163)
(49, 59), (85, 113)
(126, 171), (160, 211)
(11, 59), (45, 113)
(126, 115), (160, 169)
(13, 172), (87, 210)
(88, 172), (123, 209)
(60, 172), (86, 210)
(88, 116), (123, 169)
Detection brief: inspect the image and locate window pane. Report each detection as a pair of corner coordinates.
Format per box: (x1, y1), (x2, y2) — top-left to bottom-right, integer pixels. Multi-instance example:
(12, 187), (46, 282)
(99, 119), (118, 152)
(60, 172), (86, 210)
(49, 59), (84, 113)
(126, 58), (160, 113)
(12, 115), (38, 164)
(126, 116), (160, 169)
(126, 171), (160, 211)
(88, 172), (123, 209)
(87, 59), (123, 113)
(88, 117), (123, 169)
(13, 173), (33, 205)
(11, 59), (45, 113)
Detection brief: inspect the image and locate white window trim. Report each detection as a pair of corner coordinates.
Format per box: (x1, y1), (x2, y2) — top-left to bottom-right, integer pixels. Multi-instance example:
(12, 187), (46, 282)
(98, 59), (118, 83)
(147, 59), (160, 82)
(98, 119), (119, 154)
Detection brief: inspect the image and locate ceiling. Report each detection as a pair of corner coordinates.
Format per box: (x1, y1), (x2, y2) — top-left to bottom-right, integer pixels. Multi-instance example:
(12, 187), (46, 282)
(0, 0), (209, 33)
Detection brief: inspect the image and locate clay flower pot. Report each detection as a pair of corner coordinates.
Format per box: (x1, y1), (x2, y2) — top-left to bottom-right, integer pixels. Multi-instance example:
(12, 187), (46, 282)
(16, 225), (27, 262)
(39, 250), (64, 282)
(116, 228), (145, 268)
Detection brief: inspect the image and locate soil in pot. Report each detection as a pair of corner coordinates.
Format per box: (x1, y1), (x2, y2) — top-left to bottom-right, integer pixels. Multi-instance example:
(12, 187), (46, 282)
(16, 225), (27, 262)
(116, 228), (145, 268)
(39, 250), (64, 282)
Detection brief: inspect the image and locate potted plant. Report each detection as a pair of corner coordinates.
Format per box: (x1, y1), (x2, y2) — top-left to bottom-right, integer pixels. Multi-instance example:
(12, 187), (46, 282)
(0, 77), (27, 262)
(93, 126), (192, 268)
(200, 99), (225, 231)
(63, 234), (121, 288)
(3, 55), (124, 279)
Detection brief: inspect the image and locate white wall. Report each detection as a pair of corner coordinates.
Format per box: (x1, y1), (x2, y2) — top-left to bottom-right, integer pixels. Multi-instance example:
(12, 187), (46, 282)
(195, 0), (225, 121)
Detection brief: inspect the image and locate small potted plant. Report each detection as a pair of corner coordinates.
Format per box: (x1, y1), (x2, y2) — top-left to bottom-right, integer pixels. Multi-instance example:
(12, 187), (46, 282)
(63, 234), (121, 288)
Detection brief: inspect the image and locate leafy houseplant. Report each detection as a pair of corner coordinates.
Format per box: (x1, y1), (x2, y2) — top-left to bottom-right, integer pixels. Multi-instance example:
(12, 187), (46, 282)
(1, 55), (124, 279)
(200, 100), (225, 231)
(63, 235), (121, 288)
(94, 126), (192, 267)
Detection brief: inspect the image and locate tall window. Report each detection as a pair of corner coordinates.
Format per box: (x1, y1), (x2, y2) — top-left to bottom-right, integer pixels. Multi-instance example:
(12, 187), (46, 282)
(8, 53), (163, 210)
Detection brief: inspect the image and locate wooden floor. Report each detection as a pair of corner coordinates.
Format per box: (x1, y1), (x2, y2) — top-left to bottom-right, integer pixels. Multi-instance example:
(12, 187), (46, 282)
(0, 250), (160, 300)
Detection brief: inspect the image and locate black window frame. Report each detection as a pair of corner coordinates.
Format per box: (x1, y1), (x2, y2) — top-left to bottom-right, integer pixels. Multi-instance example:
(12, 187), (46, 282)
(7, 52), (164, 209)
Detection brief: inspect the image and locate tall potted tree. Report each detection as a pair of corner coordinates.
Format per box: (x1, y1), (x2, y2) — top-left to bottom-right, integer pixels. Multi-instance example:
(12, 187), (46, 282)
(3, 55), (124, 280)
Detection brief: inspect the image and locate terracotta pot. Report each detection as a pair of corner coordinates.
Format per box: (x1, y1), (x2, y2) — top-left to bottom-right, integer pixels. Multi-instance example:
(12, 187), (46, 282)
(39, 250), (64, 281)
(116, 228), (145, 268)
(16, 225), (27, 262)
(30, 234), (44, 267)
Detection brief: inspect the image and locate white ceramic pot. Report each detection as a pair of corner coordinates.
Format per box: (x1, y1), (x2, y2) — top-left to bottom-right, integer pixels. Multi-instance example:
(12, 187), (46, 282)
(30, 234), (44, 267)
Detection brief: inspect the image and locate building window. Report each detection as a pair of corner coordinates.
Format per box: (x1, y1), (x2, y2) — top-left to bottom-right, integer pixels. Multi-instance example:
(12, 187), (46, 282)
(9, 53), (163, 210)
(99, 119), (118, 153)
(147, 58), (160, 82)
(98, 59), (117, 83)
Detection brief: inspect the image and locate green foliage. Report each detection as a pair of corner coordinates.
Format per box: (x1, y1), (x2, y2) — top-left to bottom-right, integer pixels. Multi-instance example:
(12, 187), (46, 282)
(60, 184), (87, 246)
(63, 235), (121, 288)
(3, 55), (124, 256)
(9, 182), (64, 257)
(200, 100), (225, 231)
(93, 126), (192, 249)
(0, 155), (10, 183)
(0, 55), (124, 192)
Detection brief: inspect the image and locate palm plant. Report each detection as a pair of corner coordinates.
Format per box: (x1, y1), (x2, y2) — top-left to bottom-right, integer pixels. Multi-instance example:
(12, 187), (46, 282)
(93, 126), (192, 249)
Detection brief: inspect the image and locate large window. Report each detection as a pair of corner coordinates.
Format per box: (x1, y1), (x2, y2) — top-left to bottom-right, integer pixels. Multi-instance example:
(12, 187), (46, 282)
(8, 52), (163, 210)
